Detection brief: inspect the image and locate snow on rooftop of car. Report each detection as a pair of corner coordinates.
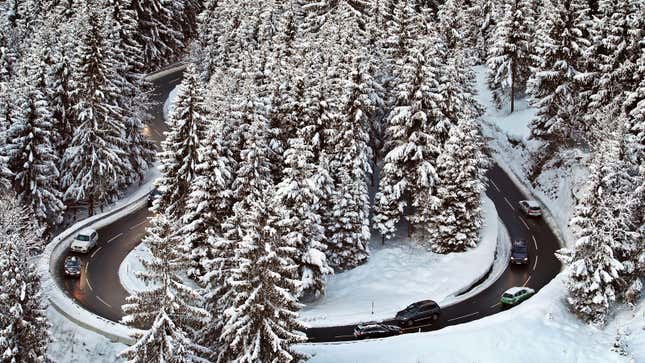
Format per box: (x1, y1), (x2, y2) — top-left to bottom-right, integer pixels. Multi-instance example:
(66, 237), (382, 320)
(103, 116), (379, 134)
(525, 200), (541, 208)
(504, 287), (527, 295)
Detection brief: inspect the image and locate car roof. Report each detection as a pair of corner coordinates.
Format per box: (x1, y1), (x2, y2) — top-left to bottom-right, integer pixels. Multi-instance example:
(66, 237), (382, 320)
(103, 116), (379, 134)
(505, 287), (529, 294)
(513, 240), (527, 245)
(78, 228), (96, 235)
(65, 255), (80, 262)
(522, 200), (541, 208)
(416, 300), (437, 305)
(357, 323), (382, 329)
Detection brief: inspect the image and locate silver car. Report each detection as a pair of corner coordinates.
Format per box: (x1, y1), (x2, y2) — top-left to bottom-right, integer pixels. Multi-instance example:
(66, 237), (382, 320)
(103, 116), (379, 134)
(519, 200), (542, 217)
(70, 228), (98, 253)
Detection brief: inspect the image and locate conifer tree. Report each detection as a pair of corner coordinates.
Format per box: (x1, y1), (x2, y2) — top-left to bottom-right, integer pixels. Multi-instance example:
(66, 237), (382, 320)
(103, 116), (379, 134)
(121, 213), (209, 362)
(326, 54), (373, 269)
(374, 42), (443, 240)
(47, 23), (76, 157)
(2, 44), (65, 232)
(61, 6), (131, 214)
(275, 138), (332, 296)
(486, 0), (533, 112)
(475, 0), (501, 64)
(588, 0), (642, 118)
(557, 129), (629, 325)
(0, 195), (49, 362)
(107, 0), (156, 184)
(181, 121), (234, 279)
(153, 65), (208, 219)
(426, 120), (487, 253)
(528, 0), (592, 143)
(131, 0), (195, 70)
(381, 0), (419, 60)
(218, 191), (307, 363)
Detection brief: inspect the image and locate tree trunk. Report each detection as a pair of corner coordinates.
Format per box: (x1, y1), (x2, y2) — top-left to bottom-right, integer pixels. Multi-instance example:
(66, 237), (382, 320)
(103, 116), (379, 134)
(510, 63), (515, 113)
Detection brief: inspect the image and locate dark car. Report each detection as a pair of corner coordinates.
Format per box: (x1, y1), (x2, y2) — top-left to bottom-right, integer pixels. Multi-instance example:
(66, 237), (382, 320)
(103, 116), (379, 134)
(147, 188), (161, 207)
(510, 240), (529, 265)
(395, 300), (441, 326)
(353, 323), (402, 339)
(64, 256), (81, 278)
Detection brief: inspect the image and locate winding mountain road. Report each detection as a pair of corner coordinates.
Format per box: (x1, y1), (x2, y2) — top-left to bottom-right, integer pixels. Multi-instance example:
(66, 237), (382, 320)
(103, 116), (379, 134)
(54, 69), (562, 341)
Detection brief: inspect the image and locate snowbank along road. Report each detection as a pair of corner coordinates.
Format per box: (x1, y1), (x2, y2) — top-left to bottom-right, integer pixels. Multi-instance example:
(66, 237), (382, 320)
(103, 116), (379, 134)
(54, 69), (562, 342)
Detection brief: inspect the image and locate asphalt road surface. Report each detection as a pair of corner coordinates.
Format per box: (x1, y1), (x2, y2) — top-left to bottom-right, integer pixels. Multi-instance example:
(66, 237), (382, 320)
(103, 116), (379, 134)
(55, 69), (562, 341)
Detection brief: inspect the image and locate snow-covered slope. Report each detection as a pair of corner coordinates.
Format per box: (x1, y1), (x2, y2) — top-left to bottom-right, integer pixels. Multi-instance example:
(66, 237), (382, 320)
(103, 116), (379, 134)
(47, 307), (125, 362)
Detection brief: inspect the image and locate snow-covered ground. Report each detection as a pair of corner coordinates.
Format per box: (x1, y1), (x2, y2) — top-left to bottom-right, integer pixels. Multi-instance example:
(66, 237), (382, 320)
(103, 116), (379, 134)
(300, 197), (499, 327)
(163, 85), (179, 121)
(119, 243), (156, 294)
(48, 306), (125, 362)
(298, 275), (645, 363)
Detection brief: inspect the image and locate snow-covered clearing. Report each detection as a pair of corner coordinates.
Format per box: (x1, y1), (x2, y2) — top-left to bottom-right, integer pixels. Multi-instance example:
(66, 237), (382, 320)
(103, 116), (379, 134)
(47, 306), (125, 363)
(300, 197), (500, 327)
(298, 274), (645, 363)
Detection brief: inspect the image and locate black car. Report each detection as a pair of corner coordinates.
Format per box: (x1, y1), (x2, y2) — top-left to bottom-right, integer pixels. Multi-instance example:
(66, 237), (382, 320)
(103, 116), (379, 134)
(510, 240), (529, 265)
(395, 300), (441, 326)
(64, 256), (81, 277)
(147, 188), (161, 207)
(353, 323), (402, 339)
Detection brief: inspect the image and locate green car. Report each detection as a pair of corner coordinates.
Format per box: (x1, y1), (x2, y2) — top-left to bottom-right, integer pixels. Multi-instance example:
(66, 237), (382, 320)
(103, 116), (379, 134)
(500, 287), (535, 306)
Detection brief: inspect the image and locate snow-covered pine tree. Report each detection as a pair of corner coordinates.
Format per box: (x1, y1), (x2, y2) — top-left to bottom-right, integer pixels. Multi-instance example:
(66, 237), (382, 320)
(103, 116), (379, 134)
(374, 41), (444, 241)
(131, 0), (192, 70)
(624, 50), (644, 168)
(192, 0), (221, 81)
(437, 0), (468, 51)
(527, 0), (592, 143)
(588, 0), (642, 119)
(2, 41), (66, 233)
(275, 137), (333, 297)
(47, 22), (76, 158)
(0, 195), (49, 362)
(61, 6), (132, 215)
(120, 212), (209, 362)
(486, 0), (534, 112)
(218, 190), (307, 363)
(181, 121), (234, 279)
(325, 54), (373, 270)
(104, 0), (156, 186)
(381, 0), (419, 61)
(556, 129), (628, 325)
(436, 45), (484, 143)
(426, 119), (487, 253)
(153, 64), (208, 218)
(475, 0), (502, 64)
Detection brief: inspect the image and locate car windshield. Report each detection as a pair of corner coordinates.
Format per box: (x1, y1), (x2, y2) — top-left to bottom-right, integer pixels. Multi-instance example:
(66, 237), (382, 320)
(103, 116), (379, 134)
(65, 259), (79, 267)
(513, 244), (527, 252)
(529, 206), (541, 211)
(76, 234), (90, 241)
(503, 293), (513, 298)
